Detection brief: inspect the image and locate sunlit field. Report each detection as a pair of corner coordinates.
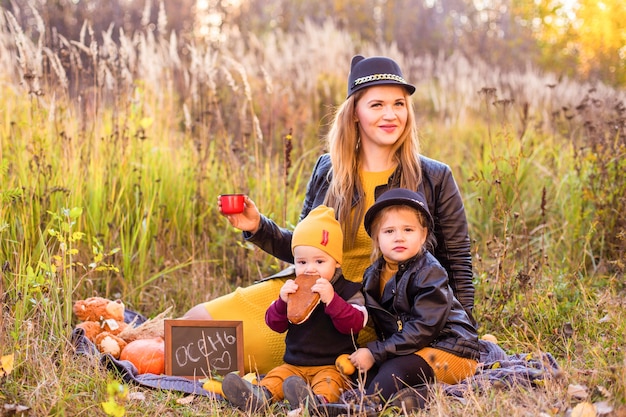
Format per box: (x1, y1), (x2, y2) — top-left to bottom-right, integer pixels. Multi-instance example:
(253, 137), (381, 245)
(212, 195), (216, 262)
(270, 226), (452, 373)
(1, 6), (625, 417)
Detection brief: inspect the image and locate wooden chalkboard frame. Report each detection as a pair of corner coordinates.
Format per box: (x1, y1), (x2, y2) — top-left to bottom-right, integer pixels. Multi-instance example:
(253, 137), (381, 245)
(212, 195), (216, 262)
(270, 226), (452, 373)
(164, 319), (244, 379)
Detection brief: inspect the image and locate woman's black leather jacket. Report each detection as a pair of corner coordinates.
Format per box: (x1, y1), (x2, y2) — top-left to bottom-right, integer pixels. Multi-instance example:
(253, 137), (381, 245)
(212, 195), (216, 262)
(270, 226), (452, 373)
(362, 253), (479, 363)
(245, 153), (475, 321)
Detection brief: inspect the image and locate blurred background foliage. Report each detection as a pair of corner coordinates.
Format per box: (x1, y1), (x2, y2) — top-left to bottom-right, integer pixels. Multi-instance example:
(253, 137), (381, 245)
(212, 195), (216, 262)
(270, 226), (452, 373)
(5, 0), (626, 87)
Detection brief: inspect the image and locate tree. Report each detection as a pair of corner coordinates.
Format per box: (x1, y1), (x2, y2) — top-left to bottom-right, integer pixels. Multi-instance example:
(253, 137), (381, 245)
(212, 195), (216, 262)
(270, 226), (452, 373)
(574, 0), (626, 85)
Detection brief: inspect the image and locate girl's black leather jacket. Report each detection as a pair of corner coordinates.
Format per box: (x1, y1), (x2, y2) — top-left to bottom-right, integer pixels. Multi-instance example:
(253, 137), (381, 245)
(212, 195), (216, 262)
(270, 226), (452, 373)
(245, 153), (475, 322)
(362, 253), (479, 363)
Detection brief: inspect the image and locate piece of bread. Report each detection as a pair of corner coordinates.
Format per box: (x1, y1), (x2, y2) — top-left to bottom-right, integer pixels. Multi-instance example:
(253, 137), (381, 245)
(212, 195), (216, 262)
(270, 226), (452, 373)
(287, 274), (321, 324)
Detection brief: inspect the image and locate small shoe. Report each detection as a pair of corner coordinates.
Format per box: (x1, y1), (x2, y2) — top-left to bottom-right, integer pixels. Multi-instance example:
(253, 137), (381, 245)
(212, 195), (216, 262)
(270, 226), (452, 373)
(283, 375), (319, 411)
(222, 372), (271, 413)
(388, 385), (429, 412)
(339, 388), (382, 411)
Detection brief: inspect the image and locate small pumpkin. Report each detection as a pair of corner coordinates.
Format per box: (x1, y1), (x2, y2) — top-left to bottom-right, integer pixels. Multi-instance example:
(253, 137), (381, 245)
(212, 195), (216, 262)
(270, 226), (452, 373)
(120, 337), (165, 375)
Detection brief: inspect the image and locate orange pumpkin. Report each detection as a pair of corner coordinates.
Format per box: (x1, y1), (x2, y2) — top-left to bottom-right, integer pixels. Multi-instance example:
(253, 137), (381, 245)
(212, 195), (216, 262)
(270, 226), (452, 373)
(120, 337), (165, 375)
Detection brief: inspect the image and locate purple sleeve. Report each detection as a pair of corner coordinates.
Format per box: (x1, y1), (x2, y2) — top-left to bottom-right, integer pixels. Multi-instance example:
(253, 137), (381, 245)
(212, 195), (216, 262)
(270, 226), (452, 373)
(324, 294), (365, 335)
(265, 298), (289, 333)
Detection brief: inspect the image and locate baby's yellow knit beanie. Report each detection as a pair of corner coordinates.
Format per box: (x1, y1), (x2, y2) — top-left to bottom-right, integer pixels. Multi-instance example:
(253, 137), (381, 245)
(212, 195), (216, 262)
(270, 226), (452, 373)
(292, 205), (343, 264)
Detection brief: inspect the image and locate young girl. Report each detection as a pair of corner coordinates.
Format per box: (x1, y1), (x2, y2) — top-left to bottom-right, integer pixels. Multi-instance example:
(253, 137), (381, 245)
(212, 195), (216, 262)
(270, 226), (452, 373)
(349, 188), (479, 408)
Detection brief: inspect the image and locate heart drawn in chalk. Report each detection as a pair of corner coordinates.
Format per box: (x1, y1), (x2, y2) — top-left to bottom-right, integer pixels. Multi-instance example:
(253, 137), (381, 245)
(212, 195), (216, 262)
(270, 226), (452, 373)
(211, 350), (232, 370)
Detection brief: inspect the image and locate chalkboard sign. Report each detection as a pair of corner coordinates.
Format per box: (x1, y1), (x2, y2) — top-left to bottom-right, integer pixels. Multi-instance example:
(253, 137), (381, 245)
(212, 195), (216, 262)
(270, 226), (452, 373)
(164, 319), (244, 379)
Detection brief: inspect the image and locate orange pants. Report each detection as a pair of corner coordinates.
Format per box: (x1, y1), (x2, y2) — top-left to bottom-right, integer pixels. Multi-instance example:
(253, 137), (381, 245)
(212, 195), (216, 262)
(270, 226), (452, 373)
(417, 347), (478, 384)
(260, 363), (350, 403)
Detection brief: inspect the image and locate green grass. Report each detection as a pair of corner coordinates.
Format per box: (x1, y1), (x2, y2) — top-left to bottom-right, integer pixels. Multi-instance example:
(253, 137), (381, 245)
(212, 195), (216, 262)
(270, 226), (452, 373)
(1, 9), (625, 417)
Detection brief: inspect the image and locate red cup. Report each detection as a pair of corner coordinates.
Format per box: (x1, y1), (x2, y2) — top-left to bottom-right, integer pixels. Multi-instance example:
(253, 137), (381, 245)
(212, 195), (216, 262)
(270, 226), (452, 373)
(219, 194), (245, 214)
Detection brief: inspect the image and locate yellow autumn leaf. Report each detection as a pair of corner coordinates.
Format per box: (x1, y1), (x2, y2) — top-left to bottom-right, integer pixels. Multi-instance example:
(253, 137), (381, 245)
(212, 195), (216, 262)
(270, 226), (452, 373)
(571, 402), (597, 417)
(203, 379), (224, 396)
(242, 372), (258, 385)
(101, 399), (125, 417)
(106, 381), (128, 399)
(1, 353), (15, 377)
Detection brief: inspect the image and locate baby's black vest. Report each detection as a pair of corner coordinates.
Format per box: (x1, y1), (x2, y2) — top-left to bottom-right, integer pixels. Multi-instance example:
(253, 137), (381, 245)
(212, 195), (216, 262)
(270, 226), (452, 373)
(283, 277), (362, 366)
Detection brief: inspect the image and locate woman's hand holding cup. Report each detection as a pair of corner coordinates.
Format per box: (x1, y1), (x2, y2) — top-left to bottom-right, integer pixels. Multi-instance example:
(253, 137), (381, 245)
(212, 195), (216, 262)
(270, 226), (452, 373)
(218, 194), (261, 233)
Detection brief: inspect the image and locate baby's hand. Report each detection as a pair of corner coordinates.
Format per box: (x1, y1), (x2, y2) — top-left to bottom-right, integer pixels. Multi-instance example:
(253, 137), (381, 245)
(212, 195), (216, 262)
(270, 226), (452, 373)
(279, 279), (298, 303)
(312, 278), (334, 304)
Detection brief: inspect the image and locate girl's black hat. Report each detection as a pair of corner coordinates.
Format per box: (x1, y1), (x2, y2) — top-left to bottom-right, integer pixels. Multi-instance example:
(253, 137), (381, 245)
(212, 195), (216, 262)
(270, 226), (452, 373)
(364, 188), (433, 236)
(347, 55), (416, 98)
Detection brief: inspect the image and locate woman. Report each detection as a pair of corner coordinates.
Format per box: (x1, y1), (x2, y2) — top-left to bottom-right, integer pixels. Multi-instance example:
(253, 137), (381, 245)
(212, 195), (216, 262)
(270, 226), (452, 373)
(185, 55), (476, 375)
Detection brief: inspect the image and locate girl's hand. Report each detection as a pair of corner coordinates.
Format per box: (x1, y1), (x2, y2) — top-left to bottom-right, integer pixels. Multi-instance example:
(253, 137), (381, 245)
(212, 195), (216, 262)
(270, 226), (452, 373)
(279, 279), (298, 303)
(350, 348), (375, 373)
(218, 195), (261, 233)
(312, 278), (335, 304)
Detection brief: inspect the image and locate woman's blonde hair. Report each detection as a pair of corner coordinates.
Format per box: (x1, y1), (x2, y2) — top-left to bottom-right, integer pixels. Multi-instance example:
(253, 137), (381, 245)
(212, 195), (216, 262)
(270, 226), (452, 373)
(324, 87), (423, 245)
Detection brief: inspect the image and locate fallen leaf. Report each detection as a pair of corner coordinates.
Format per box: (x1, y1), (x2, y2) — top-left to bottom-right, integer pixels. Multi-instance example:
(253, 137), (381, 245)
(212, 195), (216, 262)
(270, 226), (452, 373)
(106, 381), (128, 400)
(242, 372), (258, 384)
(287, 407), (304, 417)
(101, 399), (125, 417)
(176, 395), (195, 405)
(0, 353), (15, 377)
(128, 392), (145, 401)
(594, 401), (613, 416)
(568, 384), (589, 400)
(3, 403), (30, 412)
(571, 402), (596, 417)
(203, 379), (224, 396)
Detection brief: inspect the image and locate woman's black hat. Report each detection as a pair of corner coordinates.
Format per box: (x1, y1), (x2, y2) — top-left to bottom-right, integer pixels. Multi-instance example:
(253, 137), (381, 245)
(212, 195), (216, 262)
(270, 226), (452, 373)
(347, 55), (416, 98)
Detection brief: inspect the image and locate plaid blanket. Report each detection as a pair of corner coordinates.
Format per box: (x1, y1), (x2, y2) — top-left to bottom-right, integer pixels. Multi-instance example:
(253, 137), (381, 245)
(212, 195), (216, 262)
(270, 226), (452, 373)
(443, 339), (561, 397)
(71, 309), (560, 400)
